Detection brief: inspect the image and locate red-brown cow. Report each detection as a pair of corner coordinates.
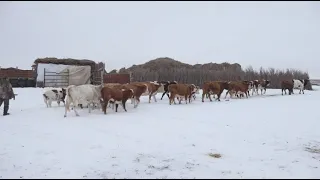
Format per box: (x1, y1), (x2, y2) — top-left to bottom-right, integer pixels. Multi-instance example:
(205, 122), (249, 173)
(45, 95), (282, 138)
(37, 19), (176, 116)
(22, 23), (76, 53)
(100, 87), (134, 114)
(202, 81), (221, 102)
(281, 80), (294, 95)
(168, 84), (195, 105)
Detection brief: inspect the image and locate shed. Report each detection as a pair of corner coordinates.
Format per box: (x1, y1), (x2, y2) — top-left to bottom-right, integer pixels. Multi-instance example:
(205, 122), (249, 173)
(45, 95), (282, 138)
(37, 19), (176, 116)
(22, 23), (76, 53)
(33, 57), (104, 87)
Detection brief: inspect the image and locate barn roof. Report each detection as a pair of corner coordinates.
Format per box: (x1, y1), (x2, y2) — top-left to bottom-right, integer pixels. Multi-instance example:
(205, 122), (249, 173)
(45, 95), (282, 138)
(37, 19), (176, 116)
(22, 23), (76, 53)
(33, 57), (96, 66)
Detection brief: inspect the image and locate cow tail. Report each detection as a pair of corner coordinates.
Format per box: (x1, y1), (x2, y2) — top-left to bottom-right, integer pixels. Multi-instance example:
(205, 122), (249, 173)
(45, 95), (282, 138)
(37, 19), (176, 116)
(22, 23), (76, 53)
(43, 94), (48, 100)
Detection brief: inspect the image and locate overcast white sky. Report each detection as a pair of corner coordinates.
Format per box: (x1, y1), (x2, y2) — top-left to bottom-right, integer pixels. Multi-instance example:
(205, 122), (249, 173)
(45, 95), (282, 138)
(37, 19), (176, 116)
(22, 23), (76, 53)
(1, 1), (319, 78)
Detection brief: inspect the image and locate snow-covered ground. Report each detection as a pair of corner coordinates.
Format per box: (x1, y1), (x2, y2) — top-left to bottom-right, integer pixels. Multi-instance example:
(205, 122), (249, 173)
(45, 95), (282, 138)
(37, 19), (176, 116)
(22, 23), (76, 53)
(1, 86), (320, 179)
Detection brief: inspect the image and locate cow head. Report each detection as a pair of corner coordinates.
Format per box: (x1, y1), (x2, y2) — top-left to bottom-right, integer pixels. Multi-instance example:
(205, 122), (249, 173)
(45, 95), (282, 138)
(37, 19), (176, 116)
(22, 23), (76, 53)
(61, 88), (67, 102)
(189, 84), (197, 94)
(265, 80), (270, 87)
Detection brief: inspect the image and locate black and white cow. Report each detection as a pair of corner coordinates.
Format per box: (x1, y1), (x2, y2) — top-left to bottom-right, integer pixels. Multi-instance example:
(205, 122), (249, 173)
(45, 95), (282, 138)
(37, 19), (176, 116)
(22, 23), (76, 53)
(293, 79), (309, 94)
(252, 79), (270, 95)
(43, 88), (66, 108)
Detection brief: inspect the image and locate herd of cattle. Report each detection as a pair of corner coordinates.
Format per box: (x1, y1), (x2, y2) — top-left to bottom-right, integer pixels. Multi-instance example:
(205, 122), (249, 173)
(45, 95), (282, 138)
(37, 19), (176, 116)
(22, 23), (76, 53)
(41, 78), (310, 117)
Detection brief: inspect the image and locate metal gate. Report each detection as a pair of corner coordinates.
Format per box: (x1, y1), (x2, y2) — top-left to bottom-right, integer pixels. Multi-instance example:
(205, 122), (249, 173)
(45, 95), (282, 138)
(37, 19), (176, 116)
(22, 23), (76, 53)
(43, 68), (69, 88)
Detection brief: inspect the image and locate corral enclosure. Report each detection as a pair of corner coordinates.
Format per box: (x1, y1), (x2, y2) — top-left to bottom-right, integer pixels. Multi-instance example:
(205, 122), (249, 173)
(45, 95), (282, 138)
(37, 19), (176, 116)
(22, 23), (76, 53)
(33, 58), (106, 88)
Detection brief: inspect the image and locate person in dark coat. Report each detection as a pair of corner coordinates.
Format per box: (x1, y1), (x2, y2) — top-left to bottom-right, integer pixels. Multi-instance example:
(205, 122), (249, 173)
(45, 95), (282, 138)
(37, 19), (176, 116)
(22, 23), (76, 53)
(0, 77), (15, 116)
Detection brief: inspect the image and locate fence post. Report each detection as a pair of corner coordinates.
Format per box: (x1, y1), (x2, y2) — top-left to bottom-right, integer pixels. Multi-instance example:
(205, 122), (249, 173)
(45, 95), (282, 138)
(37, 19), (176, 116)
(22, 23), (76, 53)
(101, 63), (105, 85)
(67, 69), (70, 87)
(43, 68), (46, 88)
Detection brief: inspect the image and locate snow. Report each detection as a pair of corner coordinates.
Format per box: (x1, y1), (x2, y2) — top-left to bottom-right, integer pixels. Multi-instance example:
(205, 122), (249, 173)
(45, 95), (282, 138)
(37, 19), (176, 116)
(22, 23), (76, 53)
(1, 86), (320, 179)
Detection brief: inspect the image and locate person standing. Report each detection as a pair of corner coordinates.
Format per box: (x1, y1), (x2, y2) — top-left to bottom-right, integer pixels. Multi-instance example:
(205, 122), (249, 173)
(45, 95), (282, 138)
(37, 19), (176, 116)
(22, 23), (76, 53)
(0, 77), (15, 116)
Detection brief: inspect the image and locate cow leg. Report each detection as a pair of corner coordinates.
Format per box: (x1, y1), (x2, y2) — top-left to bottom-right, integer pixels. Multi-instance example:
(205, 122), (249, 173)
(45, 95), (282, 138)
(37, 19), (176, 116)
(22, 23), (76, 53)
(185, 95), (188, 104)
(121, 100), (127, 112)
(202, 93), (206, 102)
(103, 101), (108, 114)
(57, 100), (60, 107)
(88, 103), (92, 113)
(134, 98), (140, 108)
(169, 94), (174, 105)
(225, 91), (229, 99)
(303, 89), (305, 94)
(48, 100), (52, 107)
(131, 97), (135, 107)
(115, 104), (119, 112)
(160, 91), (167, 100)
(73, 105), (80, 116)
(153, 94), (157, 102)
(299, 89), (301, 94)
(44, 98), (48, 108)
(216, 93), (221, 101)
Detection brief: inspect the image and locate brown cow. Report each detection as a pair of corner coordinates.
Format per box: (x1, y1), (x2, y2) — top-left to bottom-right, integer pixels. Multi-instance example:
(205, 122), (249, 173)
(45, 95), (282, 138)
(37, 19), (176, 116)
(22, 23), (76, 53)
(100, 87), (134, 114)
(206, 81), (230, 99)
(202, 81), (221, 102)
(124, 83), (149, 108)
(226, 81), (250, 99)
(168, 84), (195, 105)
(177, 84), (197, 102)
(281, 80), (294, 95)
(130, 81), (162, 103)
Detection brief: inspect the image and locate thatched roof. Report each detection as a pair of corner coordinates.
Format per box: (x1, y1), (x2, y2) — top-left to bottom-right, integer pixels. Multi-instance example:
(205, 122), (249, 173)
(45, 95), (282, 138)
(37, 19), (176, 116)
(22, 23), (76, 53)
(34, 57), (96, 66)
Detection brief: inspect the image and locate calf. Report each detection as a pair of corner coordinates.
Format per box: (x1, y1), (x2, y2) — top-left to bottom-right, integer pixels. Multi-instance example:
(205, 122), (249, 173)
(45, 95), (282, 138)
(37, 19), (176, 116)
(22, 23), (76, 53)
(293, 79), (309, 94)
(43, 88), (66, 108)
(64, 84), (104, 117)
(168, 84), (195, 105)
(281, 80), (294, 95)
(100, 87), (134, 114)
(160, 81), (178, 100)
(202, 81), (221, 102)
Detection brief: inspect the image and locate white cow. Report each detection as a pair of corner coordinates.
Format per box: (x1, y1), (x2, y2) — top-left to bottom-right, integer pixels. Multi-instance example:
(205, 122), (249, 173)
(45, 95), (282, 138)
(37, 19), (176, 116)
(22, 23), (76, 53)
(293, 79), (309, 94)
(43, 88), (66, 108)
(64, 84), (104, 117)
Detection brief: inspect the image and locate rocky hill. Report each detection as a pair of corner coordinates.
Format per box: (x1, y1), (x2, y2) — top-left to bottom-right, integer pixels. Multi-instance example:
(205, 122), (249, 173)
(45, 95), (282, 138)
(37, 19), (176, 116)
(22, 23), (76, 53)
(116, 57), (242, 73)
